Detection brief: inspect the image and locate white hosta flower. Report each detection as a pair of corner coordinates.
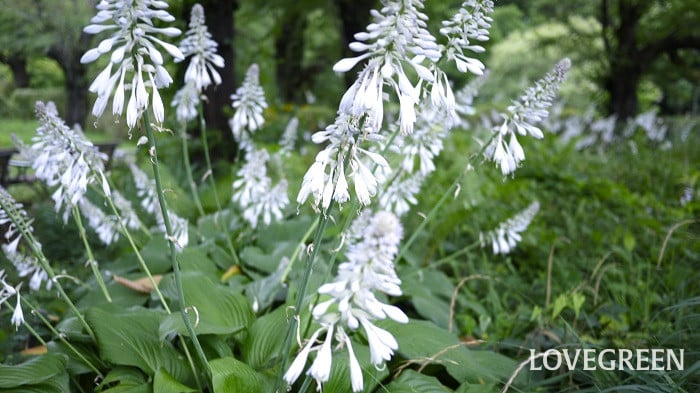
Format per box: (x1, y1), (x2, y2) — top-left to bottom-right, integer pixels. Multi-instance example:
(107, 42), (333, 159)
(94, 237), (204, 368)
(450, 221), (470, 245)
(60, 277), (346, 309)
(485, 59), (570, 175)
(10, 292), (24, 330)
(297, 115), (389, 211)
(334, 0), (442, 136)
(440, 0), (494, 75)
(81, 0), (184, 129)
(177, 3), (224, 92)
(29, 102), (107, 221)
(171, 81), (200, 123)
(285, 211), (407, 392)
(480, 201), (540, 255)
(229, 64), (267, 147)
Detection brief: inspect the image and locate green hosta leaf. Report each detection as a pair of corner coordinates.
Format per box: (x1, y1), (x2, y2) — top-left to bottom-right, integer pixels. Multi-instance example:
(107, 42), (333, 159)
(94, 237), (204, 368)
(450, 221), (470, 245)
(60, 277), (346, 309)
(210, 357), (274, 393)
(86, 307), (192, 384)
(153, 368), (197, 393)
(159, 272), (253, 339)
(455, 382), (500, 393)
(402, 269), (454, 328)
(96, 367), (147, 393)
(178, 246), (219, 278)
(381, 319), (522, 385)
(0, 354), (68, 391)
(240, 241), (297, 274)
(242, 306), (287, 370)
(384, 370), (452, 393)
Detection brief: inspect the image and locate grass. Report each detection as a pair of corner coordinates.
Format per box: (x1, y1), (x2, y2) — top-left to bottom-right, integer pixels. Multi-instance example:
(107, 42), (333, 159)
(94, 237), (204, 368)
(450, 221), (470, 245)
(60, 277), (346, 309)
(1, 118), (118, 148)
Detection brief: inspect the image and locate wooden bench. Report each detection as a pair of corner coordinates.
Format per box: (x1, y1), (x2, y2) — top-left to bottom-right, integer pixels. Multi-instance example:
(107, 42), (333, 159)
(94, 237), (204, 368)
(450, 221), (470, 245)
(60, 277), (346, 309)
(0, 142), (120, 187)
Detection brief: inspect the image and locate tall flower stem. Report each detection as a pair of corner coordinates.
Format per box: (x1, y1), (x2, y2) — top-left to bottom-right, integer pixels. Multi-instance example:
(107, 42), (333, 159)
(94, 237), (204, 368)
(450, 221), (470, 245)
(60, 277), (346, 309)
(0, 198), (95, 341)
(22, 298), (104, 378)
(95, 184), (171, 312)
(94, 183), (202, 390)
(197, 106), (241, 266)
(397, 138), (494, 263)
(179, 123), (206, 217)
(72, 207), (112, 302)
(275, 206), (332, 392)
(143, 112), (210, 381)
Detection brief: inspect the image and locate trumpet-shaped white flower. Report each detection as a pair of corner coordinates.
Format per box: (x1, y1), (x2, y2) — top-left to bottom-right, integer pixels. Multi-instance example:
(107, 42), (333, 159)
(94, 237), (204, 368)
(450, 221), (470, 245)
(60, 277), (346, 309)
(0, 271), (23, 330)
(297, 115), (389, 211)
(485, 59), (570, 175)
(81, 0), (184, 129)
(480, 201), (540, 255)
(230, 64), (267, 148)
(29, 102), (107, 221)
(177, 3), (224, 92)
(285, 211), (407, 392)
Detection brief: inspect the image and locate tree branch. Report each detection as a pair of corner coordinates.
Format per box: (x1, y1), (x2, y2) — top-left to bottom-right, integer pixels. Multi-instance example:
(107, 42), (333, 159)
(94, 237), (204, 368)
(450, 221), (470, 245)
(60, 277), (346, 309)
(640, 34), (700, 65)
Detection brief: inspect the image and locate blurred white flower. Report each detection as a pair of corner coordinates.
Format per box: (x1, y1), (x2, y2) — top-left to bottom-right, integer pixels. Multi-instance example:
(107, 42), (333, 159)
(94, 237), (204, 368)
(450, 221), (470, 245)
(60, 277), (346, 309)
(30, 102), (107, 221)
(480, 201), (540, 255)
(485, 59), (570, 175)
(0, 188), (51, 292)
(81, 0), (184, 129)
(129, 161), (189, 250)
(285, 210), (407, 392)
(177, 3), (224, 92)
(440, 0), (494, 75)
(379, 172), (424, 216)
(230, 64), (267, 148)
(279, 116), (299, 155)
(232, 149), (289, 228)
(171, 81), (200, 123)
(78, 199), (120, 246)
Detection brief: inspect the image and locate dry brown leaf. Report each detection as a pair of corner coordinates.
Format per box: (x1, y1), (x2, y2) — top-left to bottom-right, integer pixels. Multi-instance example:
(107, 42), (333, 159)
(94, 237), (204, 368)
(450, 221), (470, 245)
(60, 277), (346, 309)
(21, 345), (47, 355)
(113, 275), (163, 293)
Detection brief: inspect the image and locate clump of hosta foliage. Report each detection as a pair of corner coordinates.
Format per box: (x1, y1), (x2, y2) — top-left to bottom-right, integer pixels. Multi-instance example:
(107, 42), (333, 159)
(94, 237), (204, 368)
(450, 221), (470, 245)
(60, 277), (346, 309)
(0, 1), (588, 392)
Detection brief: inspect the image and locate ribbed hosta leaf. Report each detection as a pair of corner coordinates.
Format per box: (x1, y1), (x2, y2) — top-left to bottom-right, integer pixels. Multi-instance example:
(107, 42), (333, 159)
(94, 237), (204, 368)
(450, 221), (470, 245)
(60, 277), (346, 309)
(86, 307), (192, 384)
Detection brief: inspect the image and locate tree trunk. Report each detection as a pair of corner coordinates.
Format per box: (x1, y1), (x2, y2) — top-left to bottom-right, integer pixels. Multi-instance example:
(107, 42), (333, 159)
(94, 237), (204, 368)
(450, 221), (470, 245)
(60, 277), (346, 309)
(275, 7), (307, 103)
(605, 1), (643, 119)
(47, 33), (90, 128)
(5, 56), (30, 88)
(337, 0), (377, 87)
(200, 0), (238, 161)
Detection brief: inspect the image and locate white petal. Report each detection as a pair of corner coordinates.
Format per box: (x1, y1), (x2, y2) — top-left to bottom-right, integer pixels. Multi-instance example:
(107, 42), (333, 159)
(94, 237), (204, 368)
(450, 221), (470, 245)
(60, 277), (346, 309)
(333, 54), (370, 73)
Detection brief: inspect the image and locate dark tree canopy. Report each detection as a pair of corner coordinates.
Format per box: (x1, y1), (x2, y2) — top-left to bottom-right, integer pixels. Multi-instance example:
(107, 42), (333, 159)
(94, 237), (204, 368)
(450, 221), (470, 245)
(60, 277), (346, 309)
(599, 0), (700, 118)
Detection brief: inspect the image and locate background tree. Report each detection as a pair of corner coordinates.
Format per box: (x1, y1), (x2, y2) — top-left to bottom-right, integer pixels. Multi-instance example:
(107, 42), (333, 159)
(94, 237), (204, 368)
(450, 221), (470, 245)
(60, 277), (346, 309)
(599, 0), (700, 119)
(0, 0), (93, 127)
